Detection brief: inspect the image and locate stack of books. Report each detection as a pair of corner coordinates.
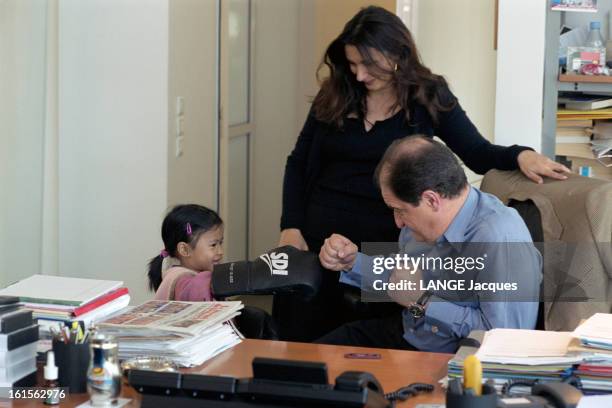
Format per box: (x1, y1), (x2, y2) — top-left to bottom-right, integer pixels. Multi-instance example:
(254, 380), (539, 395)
(591, 121), (612, 167)
(98, 300), (243, 367)
(573, 314), (612, 393)
(0, 275), (130, 350)
(0, 297), (38, 387)
(556, 118), (593, 144)
(556, 118), (612, 178)
(558, 94), (612, 112)
(555, 116), (595, 173)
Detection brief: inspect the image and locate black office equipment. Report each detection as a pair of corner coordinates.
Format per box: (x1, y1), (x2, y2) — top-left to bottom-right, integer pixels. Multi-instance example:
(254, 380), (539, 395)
(129, 357), (392, 407)
(446, 379), (583, 408)
(52, 339), (90, 393)
(0, 309), (33, 334)
(0, 296), (19, 307)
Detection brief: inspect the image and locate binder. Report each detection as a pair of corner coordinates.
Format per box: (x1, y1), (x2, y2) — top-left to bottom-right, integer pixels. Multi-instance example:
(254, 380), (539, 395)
(0, 325), (39, 351)
(0, 309), (33, 334)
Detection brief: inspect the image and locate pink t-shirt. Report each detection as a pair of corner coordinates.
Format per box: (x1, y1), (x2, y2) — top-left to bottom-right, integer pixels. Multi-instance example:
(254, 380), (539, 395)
(154, 266), (214, 301)
(173, 271), (213, 301)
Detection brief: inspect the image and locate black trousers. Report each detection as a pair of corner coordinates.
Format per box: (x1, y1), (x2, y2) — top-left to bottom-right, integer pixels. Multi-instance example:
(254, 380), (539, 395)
(315, 312), (417, 350)
(273, 201), (402, 342)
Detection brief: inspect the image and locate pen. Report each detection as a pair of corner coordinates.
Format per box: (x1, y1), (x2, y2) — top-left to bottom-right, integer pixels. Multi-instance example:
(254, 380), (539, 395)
(62, 326), (69, 344)
(75, 322), (84, 343)
(70, 322), (83, 344)
(463, 354), (482, 396)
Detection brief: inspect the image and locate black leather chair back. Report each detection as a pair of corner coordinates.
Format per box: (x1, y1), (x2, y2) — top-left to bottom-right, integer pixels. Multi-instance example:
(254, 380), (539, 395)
(507, 199), (545, 330)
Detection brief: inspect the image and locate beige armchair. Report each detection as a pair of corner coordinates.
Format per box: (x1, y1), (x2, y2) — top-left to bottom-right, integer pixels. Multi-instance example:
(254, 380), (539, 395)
(480, 170), (612, 331)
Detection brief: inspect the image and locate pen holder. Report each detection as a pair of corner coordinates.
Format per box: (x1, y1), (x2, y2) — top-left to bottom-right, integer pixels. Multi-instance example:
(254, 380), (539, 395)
(446, 383), (497, 408)
(52, 339), (90, 393)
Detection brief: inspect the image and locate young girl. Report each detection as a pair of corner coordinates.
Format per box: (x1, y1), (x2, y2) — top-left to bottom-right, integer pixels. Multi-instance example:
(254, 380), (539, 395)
(148, 204), (224, 301)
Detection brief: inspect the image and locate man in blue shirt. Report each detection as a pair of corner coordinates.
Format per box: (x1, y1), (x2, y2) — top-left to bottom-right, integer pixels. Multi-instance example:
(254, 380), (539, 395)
(317, 136), (542, 352)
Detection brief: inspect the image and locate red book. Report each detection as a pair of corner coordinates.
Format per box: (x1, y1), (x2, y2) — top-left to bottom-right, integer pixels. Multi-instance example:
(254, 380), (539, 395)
(72, 287), (129, 317)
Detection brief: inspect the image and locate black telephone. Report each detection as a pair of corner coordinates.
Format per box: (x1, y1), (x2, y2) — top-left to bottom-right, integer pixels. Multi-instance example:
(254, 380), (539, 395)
(496, 382), (583, 408)
(129, 357), (393, 407)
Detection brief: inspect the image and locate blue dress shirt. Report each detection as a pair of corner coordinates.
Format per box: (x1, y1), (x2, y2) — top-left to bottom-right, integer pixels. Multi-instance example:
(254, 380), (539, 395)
(340, 187), (542, 353)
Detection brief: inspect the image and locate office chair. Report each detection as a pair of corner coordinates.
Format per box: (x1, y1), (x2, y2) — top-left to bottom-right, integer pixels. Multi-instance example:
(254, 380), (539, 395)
(481, 169), (612, 331)
(235, 305), (279, 340)
(506, 198), (546, 330)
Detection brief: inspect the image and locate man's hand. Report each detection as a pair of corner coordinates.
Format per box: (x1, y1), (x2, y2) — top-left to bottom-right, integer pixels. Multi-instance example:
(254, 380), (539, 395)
(518, 150), (571, 184)
(319, 234), (358, 271)
(278, 228), (309, 251)
(388, 266), (424, 307)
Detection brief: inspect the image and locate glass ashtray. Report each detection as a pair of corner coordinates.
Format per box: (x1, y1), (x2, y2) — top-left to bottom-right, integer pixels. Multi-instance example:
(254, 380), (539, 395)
(121, 356), (178, 377)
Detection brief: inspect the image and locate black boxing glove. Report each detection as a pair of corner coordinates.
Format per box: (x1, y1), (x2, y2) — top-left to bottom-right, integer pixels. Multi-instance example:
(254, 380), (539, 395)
(211, 246), (323, 299)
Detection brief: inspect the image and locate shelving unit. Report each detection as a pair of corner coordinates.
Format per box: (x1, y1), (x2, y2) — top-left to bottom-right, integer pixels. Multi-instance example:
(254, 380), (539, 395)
(558, 74), (612, 92)
(542, 8), (612, 181)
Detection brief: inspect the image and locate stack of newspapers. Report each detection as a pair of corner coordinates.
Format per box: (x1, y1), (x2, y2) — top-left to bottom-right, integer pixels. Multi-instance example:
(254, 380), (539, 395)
(98, 300), (243, 367)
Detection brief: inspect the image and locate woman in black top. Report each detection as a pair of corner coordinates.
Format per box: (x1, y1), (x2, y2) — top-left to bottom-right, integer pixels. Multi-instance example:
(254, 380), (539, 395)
(274, 6), (569, 342)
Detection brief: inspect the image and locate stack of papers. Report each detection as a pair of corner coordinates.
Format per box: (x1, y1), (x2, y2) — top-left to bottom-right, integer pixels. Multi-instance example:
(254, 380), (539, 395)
(449, 322), (612, 395)
(0, 275), (130, 345)
(98, 300), (243, 367)
(573, 314), (612, 393)
(449, 330), (581, 390)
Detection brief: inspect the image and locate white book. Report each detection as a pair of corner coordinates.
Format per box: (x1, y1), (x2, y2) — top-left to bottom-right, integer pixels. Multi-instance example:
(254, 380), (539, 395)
(561, 95), (612, 111)
(0, 275), (123, 307)
(557, 135), (592, 144)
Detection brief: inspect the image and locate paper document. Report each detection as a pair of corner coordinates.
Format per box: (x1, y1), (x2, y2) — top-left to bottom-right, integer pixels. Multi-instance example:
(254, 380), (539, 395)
(577, 395), (612, 408)
(475, 329), (583, 365)
(574, 313), (612, 340)
(478, 329), (573, 357)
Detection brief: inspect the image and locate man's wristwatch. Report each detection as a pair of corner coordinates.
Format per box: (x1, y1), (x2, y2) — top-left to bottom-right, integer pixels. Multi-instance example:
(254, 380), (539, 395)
(407, 291), (432, 319)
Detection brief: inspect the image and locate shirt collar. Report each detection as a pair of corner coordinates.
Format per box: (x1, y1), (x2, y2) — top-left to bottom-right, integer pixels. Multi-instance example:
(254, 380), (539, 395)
(438, 186), (478, 244)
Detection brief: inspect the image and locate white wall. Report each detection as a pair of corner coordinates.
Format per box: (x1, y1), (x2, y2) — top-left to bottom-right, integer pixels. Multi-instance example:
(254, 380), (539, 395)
(167, 0), (218, 210)
(0, 0), (47, 288)
(58, 0), (169, 304)
(495, 0), (547, 150)
(249, 0), (301, 256)
(416, 0), (498, 143)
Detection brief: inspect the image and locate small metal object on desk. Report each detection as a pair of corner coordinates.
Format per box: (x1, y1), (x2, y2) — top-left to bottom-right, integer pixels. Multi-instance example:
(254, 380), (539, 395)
(121, 356), (178, 377)
(87, 333), (122, 407)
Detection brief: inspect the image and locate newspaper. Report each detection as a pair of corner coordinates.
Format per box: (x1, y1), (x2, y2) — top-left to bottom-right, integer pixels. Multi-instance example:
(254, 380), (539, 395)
(117, 323), (243, 366)
(98, 300), (243, 338)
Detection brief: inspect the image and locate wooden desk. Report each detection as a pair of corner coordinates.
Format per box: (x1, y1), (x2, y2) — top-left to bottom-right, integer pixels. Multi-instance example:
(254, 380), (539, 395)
(10, 339), (451, 407)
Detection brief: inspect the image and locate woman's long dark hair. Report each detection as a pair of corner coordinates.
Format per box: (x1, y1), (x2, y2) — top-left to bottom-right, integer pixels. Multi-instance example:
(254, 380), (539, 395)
(147, 204), (223, 292)
(313, 6), (455, 128)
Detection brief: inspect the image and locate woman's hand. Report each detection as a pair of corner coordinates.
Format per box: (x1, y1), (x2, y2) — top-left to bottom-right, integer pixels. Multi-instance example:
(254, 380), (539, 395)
(278, 228), (309, 251)
(517, 150), (571, 184)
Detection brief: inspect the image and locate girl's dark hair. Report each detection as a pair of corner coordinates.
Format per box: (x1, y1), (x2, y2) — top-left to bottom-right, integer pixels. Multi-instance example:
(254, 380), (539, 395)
(147, 204), (223, 292)
(313, 6), (456, 128)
